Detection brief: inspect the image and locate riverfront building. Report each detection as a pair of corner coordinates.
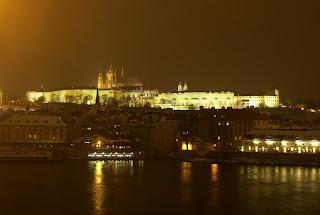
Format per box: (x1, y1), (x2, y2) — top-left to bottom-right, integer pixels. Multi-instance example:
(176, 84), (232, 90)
(241, 129), (320, 153)
(0, 113), (69, 145)
(177, 108), (277, 152)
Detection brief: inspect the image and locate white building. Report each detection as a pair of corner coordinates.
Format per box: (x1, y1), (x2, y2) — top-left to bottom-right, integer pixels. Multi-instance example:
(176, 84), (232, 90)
(237, 95), (280, 108)
(241, 129), (320, 153)
(152, 91), (236, 110)
(151, 90), (279, 110)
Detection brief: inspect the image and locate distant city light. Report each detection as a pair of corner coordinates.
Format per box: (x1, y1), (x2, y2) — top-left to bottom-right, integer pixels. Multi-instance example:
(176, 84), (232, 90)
(266, 139), (274, 145)
(253, 139), (260, 145)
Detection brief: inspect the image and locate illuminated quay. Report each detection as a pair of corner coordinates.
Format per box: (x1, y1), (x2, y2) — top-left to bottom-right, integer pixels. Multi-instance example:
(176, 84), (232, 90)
(241, 129), (320, 153)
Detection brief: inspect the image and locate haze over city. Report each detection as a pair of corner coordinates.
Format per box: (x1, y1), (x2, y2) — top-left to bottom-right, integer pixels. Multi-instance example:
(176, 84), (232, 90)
(0, 0), (319, 99)
(2, 1), (320, 215)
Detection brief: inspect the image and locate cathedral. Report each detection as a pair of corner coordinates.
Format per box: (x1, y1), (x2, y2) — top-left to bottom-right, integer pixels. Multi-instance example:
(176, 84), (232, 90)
(97, 65), (142, 89)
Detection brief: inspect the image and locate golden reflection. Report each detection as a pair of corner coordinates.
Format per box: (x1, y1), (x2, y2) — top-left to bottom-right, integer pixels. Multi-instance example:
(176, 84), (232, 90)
(181, 162), (192, 184)
(280, 168), (288, 183)
(92, 161), (106, 215)
(137, 160), (144, 175)
(112, 160), (134, 176)
(129, 160), (134, 176)
(95, 161), (104, 184)
(180, 162), (192, 204)
(310, 168), (317, 181)
(241, 166), (320, 186)
(138, 160), (144, 167)
(210, 164), (219, 183)
(295, 167), (303, 183)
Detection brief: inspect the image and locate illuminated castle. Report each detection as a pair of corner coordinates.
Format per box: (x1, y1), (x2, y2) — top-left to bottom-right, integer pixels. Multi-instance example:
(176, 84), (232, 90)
(26, 65), (280, 109)
(97, 65), (142, 89)
(26, 65), (158, 106)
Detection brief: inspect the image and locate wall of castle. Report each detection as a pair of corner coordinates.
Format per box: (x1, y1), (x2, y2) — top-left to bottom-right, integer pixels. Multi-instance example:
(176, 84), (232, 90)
(26, 89), (279, 109)
(151, 92), (279, 110)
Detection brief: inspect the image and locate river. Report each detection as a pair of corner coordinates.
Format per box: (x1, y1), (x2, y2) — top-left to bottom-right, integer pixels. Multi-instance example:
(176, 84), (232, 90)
(0, 160), (319, 215)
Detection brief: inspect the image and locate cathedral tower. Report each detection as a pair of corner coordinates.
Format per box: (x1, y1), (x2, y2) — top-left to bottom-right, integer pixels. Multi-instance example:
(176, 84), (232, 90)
(106, 65), (117, 89)
(97, 73), (104, 89)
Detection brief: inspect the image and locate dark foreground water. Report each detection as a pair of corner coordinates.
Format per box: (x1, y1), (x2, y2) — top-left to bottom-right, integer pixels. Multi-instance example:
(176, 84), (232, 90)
(0, 160), (319, 215)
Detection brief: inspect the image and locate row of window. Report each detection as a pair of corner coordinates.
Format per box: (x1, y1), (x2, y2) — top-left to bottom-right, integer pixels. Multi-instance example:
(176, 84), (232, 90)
(7, 120), (61, 124)
(0, 133), (65, 141)
(0, 127), (65, 132)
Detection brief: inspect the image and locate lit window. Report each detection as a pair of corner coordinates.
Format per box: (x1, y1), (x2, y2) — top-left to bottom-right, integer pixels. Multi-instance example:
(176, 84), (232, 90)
(281, 140), (288, 146)
(182, 143), (192, 151)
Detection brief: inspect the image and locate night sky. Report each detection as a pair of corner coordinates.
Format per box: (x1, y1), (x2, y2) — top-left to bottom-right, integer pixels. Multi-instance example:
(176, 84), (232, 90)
(0, 0), (319, 99)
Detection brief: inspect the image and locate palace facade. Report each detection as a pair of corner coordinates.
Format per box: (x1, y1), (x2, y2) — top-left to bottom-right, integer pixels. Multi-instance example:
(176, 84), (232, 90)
(151, 89), (279, 110)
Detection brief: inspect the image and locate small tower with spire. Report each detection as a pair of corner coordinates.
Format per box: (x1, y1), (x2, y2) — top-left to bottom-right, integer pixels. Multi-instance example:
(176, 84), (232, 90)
(183, 81), (188, 91)
(121, 66), (125, 77)
(178, 81), (188, 92)
(177, 82), (183, 92)
(97, 73), (104, 89)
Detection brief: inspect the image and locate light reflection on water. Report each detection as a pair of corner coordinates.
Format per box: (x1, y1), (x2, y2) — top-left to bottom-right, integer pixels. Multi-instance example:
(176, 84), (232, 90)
(181, 161), (192, 184)
(89, 160), (140, 215)
(211, 164), (219, 183)
(2, 161), (320, 215)
(87, 161), (320, 215)
(237, 165), (320, 214)
(92, 161), (106, 215)
(240, 165), (320, 185)
(180, 162), (192, 204)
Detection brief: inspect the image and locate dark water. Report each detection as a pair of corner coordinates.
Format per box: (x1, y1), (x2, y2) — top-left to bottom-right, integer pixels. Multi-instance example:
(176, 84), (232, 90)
(0, 160), (319, 215)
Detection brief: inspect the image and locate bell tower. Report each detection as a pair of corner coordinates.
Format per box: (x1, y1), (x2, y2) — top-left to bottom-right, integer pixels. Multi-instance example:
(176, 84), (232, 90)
(97, 73), (104, 89)
(106, 65), (117, 89)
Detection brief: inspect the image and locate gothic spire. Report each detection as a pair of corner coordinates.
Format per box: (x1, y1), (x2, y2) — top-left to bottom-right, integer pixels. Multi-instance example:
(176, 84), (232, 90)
(95, 88), (100, 105)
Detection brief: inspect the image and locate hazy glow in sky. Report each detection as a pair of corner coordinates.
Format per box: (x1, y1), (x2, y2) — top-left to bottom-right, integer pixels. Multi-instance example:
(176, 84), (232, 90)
(0, 0), (319, 99)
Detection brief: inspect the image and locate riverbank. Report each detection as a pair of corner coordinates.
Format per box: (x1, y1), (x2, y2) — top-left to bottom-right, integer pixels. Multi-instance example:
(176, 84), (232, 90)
(1, 147), (320, 166)
(177, 151), (320, 166)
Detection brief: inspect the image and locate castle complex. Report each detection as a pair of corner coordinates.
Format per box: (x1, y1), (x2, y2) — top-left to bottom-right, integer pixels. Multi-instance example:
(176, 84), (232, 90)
(26, 65), (280, 109)
(27, 65), (157, 106)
